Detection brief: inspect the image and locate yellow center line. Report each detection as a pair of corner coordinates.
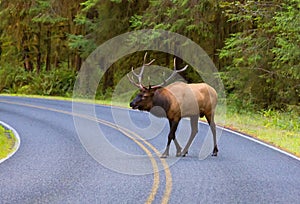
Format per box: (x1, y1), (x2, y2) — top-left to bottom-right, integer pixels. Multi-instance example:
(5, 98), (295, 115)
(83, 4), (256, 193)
(116, 126), (172, 204)
(0, 100), (172, 203)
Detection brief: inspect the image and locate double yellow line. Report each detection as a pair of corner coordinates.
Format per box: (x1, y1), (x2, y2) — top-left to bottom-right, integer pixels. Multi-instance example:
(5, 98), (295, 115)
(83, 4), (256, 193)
(0, 99), (172, 204)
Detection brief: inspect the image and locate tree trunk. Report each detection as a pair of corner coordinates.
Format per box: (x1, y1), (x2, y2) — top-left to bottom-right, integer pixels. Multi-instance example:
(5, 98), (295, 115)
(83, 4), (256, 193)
(46, 28), (51, 71)
(23, 46), (33, 71)
(102, 64), (114, 94)
(0, 42), (2, 60)
(36, 23), (42, 73)
(74, 52), (82, 71)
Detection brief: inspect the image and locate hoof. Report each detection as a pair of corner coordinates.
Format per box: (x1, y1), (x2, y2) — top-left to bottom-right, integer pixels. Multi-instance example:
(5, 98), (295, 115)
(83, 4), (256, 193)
(211, 152), (218, 157)
(181, 151), (188, 157)
(176, 148), (182, 157)
(161, 154), (168, 158)
(176, 151), (182, 157)
(212, 146), (218, 157)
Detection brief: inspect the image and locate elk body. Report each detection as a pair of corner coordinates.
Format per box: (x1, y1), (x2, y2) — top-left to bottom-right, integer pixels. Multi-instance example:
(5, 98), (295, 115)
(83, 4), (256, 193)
(128, 53), (218, 158)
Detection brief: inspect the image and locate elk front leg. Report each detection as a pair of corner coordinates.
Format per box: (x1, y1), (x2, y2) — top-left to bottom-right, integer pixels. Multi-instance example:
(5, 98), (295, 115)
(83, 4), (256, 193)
(161, 120), (180, 158)
(181, 115), (199, 157)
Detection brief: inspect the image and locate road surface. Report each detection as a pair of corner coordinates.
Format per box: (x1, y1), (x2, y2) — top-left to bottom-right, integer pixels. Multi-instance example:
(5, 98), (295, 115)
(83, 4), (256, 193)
(0, 96), (299, 203)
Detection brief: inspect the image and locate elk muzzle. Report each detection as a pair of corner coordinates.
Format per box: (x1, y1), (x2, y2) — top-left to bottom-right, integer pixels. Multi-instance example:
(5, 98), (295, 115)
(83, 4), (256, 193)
(130, 101), (138, 109)
(129, 96), (141, 109)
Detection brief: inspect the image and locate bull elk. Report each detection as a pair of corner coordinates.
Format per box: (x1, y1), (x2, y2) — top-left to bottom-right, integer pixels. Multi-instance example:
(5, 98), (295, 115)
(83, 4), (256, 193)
(127, 53), (218, 158)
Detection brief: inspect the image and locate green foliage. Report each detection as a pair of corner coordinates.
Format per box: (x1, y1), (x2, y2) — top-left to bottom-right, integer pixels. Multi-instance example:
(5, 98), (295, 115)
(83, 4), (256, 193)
(0, 64), (30, 93)
(131, 0), (217, 42)
(32, 68), (76, 96)
(260, 109), (300, 131)
(129, 14), (143, 28)
(30, 0), (67, 24)
(0, 125), (15, 159)
(0, 64), (76, 96)
(0, 0), (84, 71)
(0, 0), (298, 156)
(222, 103), (300, 157)
(220, 0), (300, 110)
(68, 34), (97, 58)
(0, 0), (299, 114)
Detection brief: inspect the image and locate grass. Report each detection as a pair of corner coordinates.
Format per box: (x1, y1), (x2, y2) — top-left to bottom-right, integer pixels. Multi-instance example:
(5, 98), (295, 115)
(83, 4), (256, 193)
(215, 105), (300, 157)
(1, 94), (299, 158)
(0, 125), (16, 159)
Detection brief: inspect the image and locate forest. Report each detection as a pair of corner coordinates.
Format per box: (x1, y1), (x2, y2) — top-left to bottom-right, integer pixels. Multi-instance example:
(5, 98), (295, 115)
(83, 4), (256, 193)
(0, 0), (299, 112)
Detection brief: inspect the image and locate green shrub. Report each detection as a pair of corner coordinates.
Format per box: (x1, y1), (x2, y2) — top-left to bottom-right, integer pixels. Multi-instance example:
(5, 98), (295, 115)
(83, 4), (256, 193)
(0, 64), (76, 96)
(0, 64), (32, 93)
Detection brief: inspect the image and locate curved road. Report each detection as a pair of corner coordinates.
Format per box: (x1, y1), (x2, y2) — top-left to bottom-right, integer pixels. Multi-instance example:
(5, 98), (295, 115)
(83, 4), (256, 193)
(0, 96), (299, 203)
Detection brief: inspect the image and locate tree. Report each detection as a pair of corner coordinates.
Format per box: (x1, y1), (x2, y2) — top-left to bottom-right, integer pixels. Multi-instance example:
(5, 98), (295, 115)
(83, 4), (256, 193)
(271, 0), (300, 107)
(69, 0), (145, 92)
(130, 0), (229, 77)
(0, 0), (85, 72)
(219, 0), (299, 110)
(0, 0), (35, 70)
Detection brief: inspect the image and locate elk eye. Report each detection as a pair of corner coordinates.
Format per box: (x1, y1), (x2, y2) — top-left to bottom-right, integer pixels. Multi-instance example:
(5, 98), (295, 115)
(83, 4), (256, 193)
(142, 94), (150, 100)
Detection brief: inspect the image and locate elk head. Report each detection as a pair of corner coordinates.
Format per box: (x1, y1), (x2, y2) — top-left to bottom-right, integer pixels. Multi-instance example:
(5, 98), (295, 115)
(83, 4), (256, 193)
(127, 53), (188, 111)
(129, 86), (159, 111)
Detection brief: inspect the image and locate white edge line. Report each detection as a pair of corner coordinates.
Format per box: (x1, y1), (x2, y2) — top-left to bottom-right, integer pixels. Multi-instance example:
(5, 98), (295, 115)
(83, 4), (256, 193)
(198, 121), (300, 162)
(0, 121), (21, 164)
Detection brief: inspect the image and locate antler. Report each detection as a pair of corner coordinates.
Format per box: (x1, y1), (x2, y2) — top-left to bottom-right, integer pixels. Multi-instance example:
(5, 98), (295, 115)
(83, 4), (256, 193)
(151, 58), (188, 88)
(127, 52), (155, 89)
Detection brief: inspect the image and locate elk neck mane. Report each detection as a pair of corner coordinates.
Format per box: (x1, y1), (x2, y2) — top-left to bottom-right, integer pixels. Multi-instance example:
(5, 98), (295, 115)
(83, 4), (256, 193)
(150, 87), (171, 118)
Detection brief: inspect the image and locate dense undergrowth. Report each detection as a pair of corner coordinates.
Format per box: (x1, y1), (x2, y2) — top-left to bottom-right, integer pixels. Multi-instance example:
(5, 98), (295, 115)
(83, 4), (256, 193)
(0, 64), (76, 97)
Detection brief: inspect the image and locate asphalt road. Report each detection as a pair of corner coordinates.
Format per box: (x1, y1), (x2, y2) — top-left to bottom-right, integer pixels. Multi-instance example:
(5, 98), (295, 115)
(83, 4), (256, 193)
(0, 96), (299, 204)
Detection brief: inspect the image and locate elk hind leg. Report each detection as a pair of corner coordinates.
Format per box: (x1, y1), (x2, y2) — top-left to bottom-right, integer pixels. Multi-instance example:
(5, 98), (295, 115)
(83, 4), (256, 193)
(174, 138), (182, 157)
(206, 113), (218, 156)
(181, 115), (199, 157)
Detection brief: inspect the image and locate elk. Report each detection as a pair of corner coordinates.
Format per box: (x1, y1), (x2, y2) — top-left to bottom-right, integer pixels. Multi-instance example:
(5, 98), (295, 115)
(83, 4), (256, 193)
(127, 53), (218, 158)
